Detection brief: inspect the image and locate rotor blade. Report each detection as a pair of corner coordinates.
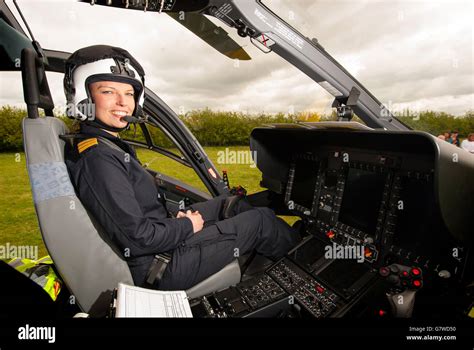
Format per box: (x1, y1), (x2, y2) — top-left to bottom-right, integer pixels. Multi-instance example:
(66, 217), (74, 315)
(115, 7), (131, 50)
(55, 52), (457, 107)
(77, 1), (251, 60)
(167, 12), (251, 60)
(78, 0), (209, 12)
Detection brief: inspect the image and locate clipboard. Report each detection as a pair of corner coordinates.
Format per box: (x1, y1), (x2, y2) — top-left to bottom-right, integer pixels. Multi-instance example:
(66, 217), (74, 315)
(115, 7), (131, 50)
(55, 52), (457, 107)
(109, 283), (193, 318)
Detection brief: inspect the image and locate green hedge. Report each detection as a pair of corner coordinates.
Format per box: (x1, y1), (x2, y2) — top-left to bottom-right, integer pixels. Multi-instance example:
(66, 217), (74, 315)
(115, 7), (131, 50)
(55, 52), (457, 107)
(397, 110), (474, 138)
(182, 109), (298, 146)
(0, 106), (79, 152)
(1, 105), (472, 152)
(0, 106), (27, 151)
(0, 106), (299, 151)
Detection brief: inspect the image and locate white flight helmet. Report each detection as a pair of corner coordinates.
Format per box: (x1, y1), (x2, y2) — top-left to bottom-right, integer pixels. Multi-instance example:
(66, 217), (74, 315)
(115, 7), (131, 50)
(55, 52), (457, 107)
(64, 45), (145, 132)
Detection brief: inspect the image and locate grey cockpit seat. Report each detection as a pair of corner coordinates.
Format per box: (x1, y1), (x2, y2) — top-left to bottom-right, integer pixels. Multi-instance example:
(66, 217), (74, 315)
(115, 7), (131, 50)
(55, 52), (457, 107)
(20, 48), (240, 315)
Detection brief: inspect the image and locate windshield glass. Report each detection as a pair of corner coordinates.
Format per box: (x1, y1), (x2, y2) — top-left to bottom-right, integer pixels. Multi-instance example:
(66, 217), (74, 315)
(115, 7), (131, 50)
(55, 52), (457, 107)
(262, 0), (473, 116)
(4, 0), (472, 119)
(6, 0), (333, 116)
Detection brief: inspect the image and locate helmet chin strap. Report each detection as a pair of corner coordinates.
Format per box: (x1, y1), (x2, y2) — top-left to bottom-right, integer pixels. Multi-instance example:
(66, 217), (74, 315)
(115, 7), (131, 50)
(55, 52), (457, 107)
(85, 118), (130, 133)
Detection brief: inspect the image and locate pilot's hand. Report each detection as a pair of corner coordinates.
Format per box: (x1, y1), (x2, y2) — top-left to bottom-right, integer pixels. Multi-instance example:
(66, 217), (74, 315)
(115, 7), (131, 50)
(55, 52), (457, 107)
(185, 210), (204, 233)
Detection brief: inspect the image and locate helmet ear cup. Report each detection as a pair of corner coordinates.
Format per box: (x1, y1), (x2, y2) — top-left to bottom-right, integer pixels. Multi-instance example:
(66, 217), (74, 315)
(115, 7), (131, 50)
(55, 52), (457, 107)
(76, 98), (94, 121)
(66, 99), (88, 121)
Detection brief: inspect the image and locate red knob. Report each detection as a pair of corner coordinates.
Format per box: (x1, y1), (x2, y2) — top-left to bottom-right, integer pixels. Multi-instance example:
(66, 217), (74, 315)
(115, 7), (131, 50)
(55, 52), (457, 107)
(412, 280), (422, 288)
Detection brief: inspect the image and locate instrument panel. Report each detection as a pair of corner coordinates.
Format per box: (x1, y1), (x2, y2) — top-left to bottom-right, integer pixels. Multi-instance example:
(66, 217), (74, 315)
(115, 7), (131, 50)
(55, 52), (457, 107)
(248, 125), (473, 317)
(283, 147), (462, 277)
(190, 125), (473, 319)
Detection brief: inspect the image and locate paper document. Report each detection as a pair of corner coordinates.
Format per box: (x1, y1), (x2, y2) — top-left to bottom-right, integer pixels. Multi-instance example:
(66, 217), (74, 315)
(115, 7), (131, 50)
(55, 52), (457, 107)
(115, 282), (193, 318)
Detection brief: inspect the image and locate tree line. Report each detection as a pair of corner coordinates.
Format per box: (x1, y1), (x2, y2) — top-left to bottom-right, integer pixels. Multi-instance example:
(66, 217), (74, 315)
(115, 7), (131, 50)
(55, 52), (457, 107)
(0, 105), (472, 152)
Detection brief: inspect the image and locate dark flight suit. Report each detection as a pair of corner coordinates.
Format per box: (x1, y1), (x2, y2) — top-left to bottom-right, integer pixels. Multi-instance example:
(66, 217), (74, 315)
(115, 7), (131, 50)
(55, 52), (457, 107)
(65, 124), (299, 290)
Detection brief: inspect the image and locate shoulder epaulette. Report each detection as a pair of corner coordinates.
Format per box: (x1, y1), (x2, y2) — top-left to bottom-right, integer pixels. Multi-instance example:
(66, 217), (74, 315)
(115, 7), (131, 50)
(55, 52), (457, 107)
(77, 138), (98, 154)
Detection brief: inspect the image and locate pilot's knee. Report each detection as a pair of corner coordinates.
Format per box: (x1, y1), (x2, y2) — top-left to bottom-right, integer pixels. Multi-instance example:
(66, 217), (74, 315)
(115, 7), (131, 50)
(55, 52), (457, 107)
(253, 207), (276, 219)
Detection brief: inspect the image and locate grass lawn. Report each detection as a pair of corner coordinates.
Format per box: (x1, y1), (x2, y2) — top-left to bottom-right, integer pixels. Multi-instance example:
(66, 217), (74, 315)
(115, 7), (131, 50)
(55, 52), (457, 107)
(0, 146), (298, 260)
(0, 152), (47, 257)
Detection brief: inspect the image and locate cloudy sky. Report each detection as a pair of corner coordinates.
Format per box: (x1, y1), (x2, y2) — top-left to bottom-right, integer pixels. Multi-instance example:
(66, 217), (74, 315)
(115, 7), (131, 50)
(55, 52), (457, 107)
(1, 0), (472, 116)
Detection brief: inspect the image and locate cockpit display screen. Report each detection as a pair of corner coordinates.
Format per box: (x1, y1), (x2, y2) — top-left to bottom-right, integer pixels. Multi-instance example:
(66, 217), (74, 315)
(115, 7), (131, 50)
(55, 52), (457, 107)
(290, 159), (319, 211)
(338, 168), (386, 235)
